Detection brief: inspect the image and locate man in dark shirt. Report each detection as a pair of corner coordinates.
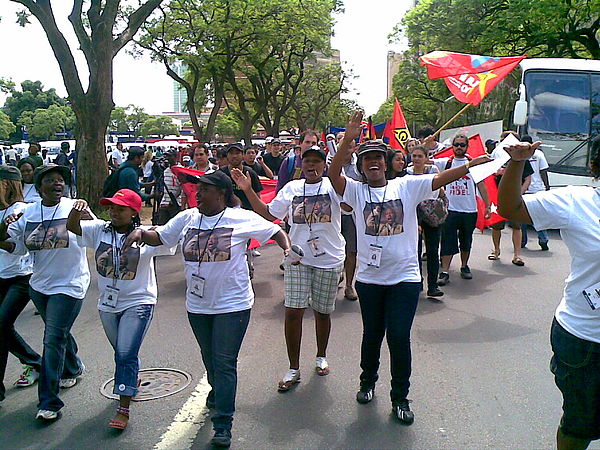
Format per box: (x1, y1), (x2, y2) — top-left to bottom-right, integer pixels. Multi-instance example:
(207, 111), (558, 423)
(275, 131), (319, 192)
(262, 138), (285, 175)
(243, 146), (274, 179)
(220, 143), (263, 210)
(117, 147), (152, 202)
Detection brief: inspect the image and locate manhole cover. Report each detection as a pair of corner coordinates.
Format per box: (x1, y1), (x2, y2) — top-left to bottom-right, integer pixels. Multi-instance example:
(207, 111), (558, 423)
(100, 368), (192, 401)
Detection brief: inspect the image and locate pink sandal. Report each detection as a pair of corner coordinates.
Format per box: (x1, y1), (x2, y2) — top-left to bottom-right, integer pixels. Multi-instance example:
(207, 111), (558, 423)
(108, 406), (130, 430)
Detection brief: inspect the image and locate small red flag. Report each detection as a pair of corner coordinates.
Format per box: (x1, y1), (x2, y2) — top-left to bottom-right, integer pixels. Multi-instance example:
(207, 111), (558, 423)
(419, 51), (526, 106)
(320, 131), (326, 143)
(366, 116), (377, 141)
(389, 99), (411, 151)
(433, 134), (503, 230)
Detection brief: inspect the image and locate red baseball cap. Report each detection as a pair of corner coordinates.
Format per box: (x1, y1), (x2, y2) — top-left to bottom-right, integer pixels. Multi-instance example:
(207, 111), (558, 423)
(99, 189), (142, 212)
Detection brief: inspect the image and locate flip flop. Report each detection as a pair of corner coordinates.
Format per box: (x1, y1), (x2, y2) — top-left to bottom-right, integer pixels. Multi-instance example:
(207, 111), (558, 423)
(487, 251), (500, 260)
(512, 257), (525, 266)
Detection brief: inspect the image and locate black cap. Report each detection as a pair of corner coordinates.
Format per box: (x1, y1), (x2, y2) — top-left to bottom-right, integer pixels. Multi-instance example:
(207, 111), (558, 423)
(164, 148), (177, 156)
(17, 156), (42, 169)
(60, 141), (70, 150)
(302, 146), (326, 161)
(0, 165), (22, 181)
(33, 164), (71, 188)
(357, 140), (389, 157)
(187, 170), (233, 196)
(485, 139), (498, 146)
(226, 143), (244, 153)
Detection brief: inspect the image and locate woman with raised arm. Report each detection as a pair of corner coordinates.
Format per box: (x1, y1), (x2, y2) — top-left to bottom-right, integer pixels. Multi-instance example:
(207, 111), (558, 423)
(67, 189), (163, 430)
(0, 166), (41, 402)
(123, 170), (291, 448)
(498, 138), (600, 450)
(329, 111), (492, 425)
(0, 164), (90, 421)
(230, 146), (345, 392)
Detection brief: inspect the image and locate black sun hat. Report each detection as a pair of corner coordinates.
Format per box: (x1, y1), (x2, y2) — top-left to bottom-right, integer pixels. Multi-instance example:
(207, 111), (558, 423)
(33, 164), (71, 189)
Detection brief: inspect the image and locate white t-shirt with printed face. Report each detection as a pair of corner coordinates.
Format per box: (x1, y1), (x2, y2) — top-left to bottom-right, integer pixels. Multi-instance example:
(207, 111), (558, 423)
(343, 175), (435, 285)
(438, 157), (478, 213)
(79, 221), (164, 313)
(0, 202), (33, 279)
(157, 207), (280, 314)
(268, 177), (345, 269)
(525, 149), (549, 194)
(524, 186), (600, 343)
(9, 198), (90, 299)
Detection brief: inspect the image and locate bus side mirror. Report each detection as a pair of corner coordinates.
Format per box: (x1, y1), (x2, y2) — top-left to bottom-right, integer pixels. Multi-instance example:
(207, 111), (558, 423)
(513, 84), (528, 126)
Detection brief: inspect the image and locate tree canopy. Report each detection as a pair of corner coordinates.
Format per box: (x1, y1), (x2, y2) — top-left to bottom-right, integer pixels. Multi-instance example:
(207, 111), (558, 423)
(0, 111), (14, 140)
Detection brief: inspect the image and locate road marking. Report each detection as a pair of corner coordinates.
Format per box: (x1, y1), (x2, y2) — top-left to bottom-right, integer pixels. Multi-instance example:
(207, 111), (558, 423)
(154, 373), (211, 450)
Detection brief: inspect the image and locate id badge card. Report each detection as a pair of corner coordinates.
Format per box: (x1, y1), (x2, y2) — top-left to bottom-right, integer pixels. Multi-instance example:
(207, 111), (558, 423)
(367, 244), (383, 268)
(582, 281), (600, 310)
(307, 235), (325, 258)
(20, 254), (32, 271)
(190, 274), (206, 298)
(102, 285), (120, 308)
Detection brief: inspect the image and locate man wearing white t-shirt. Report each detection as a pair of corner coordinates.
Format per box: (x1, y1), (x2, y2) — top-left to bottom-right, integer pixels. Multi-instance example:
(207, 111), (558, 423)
(498, 138), (600, 450)
(520, 135), (550, 250)
(110, 143), (126, 171)
(438, 133), (490, 285)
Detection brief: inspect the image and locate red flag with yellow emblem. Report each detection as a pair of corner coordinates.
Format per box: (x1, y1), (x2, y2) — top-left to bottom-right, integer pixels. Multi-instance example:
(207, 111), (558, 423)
(419, 51), (526, 106)
(389, 99), (411, 151)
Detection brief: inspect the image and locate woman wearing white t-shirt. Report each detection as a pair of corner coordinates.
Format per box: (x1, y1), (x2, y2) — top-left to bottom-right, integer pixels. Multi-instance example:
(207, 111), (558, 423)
(231, 147), (345, 391)
(0, 166), (41, 402)
(330, 112), (491, 425)
(67, 189), (162, 430)
(17, 157), (42, 203)
(498, 139), (600, 450)
(0, 164), (90, 421)
(123, 170), (291, 448)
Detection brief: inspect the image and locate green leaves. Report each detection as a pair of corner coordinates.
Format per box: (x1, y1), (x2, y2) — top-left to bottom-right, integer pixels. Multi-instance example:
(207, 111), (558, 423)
(0, 111), (14, 140)
(139, 115), (178, 138)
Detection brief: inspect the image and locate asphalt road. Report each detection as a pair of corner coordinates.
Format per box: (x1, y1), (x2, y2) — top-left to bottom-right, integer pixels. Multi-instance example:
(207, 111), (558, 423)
(2, 227), (599, 449)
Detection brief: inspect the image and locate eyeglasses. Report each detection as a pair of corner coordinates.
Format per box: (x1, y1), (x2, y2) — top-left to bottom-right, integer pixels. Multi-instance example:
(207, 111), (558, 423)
(453, 142), (467, 148)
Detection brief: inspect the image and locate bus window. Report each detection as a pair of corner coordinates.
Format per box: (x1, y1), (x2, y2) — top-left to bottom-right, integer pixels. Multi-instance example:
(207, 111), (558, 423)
(592, 74), (600, 138)
(525, 71), (590, 175)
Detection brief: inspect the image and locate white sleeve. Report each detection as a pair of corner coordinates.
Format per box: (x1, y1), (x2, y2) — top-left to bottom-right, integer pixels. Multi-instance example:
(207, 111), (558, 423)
(7, 214), (27, 256)
(406, 175), (436, 207)
(239, 211), (282, 244)
(156, 211), (191, 247)
(268, 185), (292, 220)
(342, 178), (361, 211)
(523, 187), (572, 230)
(78, 220), (106, 248)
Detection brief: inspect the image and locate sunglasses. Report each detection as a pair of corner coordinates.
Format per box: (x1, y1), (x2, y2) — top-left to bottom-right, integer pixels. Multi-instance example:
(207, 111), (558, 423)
(453, 142), (467, 148)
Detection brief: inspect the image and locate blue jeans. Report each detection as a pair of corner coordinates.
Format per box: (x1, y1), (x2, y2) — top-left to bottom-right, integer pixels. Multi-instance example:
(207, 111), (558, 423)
(0, 275), (42, 400)
(100, 304), (154, 397)
(29, 289), (84, 412)
(355, 281), (420, 403)
(521, 224), (548, 246)
(187, 309), (251, 431)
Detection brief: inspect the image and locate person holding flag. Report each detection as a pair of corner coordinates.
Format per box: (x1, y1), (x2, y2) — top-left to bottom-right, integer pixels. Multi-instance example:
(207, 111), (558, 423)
(329, 110), (491, 425)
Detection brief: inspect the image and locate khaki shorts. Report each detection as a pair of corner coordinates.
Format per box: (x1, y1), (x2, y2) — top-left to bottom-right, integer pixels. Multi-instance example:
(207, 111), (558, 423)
(284, 263), (343, 314)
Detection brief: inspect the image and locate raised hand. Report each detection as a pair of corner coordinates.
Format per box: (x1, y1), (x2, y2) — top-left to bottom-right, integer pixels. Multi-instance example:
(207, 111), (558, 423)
(470, 154), (494, 167)
(344, 110), (364, 142)
(72, 199), (88, 212)
(4, 212), (23, 226)
(231, 168), (251, 191)
(505, 141), (542, 161)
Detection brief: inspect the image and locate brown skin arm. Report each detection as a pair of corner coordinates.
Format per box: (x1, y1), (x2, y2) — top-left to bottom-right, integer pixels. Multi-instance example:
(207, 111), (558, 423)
(497, 142), (542, 225)
(230, 168), (278, 221)
(122, 228), (163, 253)
(540, 169), (550, 190)
(271, 229), (291, 257)
(432, 154), (492, 190)
(66, 199), (89, 236)
(257, 156), (275, 179)
(330, 111), (363, 196)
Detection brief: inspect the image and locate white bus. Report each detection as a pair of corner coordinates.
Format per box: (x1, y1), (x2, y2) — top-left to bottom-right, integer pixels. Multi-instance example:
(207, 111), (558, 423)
(513, 58), (600, 187)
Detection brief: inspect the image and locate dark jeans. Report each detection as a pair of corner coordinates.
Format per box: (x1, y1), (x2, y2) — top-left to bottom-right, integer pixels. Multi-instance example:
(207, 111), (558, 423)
(418, 222), (441, 291)
(521, 224), (549, 246)
(355, 281), (420, 403)
(441, 210), (477, 256)
(0, 275), (42, 400)
(157, 204), (180, 225)
(188, 309), (251, 431)
(30, 288), (84, 412)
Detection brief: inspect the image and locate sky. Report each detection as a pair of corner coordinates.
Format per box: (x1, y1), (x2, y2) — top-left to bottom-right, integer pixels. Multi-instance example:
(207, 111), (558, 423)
(0, 0), (413, 116)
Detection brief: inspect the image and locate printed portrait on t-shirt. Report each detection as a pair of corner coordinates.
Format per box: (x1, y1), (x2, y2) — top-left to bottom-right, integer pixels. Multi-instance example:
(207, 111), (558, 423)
(447, 176), (472, 196)
(363, 199), (404, 236)
(24, 218), (69, 251)
(94, 242), (140, 280)
(182, 227), (232, 262)
(291, 194), (332, 224)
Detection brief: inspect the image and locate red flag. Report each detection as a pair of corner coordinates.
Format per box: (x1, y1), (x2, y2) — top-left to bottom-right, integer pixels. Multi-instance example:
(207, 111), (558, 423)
(320, 131), (326, 143)
(419, 51), (526, 106)
(365, 116), (377, 141)
(433, 134), (503, 230)
(171, 166), (279, 248)
(389, 99), (411, 151)
(382, 121), (393, 145)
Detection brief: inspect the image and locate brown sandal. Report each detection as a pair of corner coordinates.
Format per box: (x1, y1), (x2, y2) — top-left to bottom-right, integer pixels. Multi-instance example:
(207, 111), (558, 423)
(512, 257), (525, 266)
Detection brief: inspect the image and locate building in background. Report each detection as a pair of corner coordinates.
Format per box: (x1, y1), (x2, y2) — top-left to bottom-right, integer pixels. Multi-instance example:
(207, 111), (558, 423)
(387, 51), (403, 99)
(172, 61), (188, 113)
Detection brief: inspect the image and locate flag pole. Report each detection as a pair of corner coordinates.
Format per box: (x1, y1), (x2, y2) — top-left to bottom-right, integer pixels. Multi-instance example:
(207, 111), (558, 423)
(433, 103), (472, 139)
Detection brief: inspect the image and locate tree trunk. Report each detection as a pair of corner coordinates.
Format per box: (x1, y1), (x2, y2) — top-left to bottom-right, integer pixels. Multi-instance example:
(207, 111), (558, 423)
(204, 86), (223, 142)
(240, 119), (253, 146)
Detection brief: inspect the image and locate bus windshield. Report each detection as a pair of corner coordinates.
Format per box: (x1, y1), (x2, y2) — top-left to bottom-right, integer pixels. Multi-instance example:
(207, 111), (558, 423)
(524, 70), (595, 175)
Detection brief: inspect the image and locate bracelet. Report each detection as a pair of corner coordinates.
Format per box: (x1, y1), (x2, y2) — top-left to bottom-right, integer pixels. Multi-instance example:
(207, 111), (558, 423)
(465, 161), (471, 170)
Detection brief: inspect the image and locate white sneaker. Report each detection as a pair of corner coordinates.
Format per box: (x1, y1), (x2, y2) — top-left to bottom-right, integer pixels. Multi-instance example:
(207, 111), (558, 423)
(36, 409), (59, 420)
(60, 363), (84, 388)
(251, 249), (261, 257)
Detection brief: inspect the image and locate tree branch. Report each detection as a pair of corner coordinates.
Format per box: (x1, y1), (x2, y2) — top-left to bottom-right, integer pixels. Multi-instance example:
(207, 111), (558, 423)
(113, 0), (163, 55)
(68, 0), (92, 61)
